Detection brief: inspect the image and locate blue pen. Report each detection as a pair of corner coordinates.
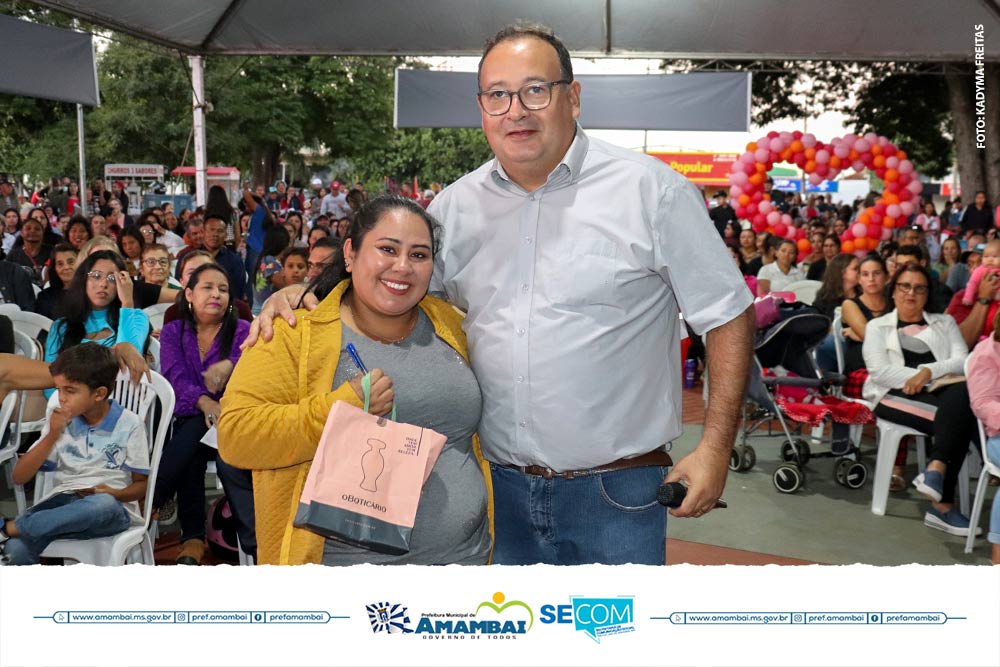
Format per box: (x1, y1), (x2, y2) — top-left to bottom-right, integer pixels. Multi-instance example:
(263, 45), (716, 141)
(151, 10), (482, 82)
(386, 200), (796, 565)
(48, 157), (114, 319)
(346, 343), (368, 374)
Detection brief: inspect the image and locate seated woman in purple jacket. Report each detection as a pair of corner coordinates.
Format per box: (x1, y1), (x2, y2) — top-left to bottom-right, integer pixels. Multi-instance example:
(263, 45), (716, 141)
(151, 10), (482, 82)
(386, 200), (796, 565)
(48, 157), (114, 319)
(154, 263), (253, 565)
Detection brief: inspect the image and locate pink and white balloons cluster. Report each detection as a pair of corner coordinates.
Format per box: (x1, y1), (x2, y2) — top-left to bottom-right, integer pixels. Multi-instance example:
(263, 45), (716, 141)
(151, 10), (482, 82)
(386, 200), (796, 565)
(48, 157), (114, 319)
(728, 131), (923, 258)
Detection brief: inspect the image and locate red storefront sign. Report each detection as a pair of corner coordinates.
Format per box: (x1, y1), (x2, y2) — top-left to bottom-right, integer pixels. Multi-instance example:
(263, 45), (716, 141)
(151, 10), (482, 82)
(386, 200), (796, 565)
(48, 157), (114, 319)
(648, 152), (738, 187)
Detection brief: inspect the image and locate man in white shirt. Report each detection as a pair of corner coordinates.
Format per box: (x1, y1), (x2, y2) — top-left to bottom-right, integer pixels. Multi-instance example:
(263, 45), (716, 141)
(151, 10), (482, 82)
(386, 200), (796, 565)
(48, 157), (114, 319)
(320, 181), (349, 219)
(253, 23), (754, 565)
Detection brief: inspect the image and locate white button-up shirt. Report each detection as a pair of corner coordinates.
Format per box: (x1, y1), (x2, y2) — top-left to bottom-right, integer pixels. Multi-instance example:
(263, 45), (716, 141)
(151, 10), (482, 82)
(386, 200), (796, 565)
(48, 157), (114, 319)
(428, 128), (752, 471)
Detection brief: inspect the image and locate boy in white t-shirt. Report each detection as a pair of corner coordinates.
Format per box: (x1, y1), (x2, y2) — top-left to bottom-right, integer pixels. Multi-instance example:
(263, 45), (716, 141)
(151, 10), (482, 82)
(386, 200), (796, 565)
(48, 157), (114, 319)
(0, 344), (149, 565)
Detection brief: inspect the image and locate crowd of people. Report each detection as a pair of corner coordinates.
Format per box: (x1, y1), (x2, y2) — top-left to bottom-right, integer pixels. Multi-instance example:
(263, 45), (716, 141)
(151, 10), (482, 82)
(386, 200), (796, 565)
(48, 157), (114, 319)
(0, 22), (996, 568)
(711, 184), (1000, 561)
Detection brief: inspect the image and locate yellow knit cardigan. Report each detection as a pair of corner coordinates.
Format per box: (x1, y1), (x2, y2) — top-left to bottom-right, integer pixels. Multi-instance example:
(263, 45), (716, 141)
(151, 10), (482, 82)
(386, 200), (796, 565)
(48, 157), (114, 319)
(218, 279), (494, 565)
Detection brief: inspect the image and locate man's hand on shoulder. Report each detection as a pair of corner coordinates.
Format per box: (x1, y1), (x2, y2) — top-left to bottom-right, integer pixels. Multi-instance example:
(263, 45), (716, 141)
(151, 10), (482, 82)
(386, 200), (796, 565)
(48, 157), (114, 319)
(242, 285), (318, 349)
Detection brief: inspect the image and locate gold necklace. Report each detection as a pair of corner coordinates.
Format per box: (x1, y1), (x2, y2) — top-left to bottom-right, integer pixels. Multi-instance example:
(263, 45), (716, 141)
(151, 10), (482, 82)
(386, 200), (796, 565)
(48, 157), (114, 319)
(197, 323), (222, 357)
(346, 295), (418, 345)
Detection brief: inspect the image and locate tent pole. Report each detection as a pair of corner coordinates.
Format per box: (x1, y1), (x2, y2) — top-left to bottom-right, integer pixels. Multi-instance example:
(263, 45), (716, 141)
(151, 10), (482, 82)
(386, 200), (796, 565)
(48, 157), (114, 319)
(76, 103), (87, 216)
(190, 55), (208, 207)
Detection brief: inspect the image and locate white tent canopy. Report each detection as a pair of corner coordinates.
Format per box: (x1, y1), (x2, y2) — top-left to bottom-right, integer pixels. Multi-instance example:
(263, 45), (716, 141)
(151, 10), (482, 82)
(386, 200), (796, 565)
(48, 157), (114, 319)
(25, 0), (1000, 61)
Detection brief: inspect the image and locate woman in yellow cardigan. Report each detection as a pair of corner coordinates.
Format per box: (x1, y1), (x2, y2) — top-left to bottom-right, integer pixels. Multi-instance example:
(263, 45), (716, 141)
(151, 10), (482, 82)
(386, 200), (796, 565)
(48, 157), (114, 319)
(219, 195), (493, 565)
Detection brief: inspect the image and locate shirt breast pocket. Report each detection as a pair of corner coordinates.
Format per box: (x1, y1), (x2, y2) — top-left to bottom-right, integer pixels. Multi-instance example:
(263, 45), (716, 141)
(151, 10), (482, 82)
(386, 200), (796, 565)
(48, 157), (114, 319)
(543, 240), (618, 307)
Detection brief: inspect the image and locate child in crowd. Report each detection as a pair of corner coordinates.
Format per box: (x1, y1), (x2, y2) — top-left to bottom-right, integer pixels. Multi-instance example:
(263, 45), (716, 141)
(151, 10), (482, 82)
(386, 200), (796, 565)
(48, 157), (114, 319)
(966, 308), (1000, 565)
(962, 239), (1000, 307)
(278, 247), (308, 287)
(0, 345), (149, 565)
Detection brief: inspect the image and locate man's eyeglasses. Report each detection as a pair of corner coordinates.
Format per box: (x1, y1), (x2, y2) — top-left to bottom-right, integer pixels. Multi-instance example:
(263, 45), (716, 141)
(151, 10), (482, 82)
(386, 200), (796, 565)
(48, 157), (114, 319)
(477, 80), (571, 116)
(895, 282), (929, 295)
(86, 270), (117, 284)
(142, 258), (170, 267)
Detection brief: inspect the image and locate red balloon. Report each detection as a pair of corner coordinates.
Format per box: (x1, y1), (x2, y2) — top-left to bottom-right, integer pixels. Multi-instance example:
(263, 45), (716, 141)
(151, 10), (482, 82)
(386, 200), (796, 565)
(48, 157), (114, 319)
(767, 131), (780, 139)
(870, 212), (883, 225)
(752, 220), (767, 233)
(792, 130), (803, 140)
(773, 222), (788, 237)
(866, 224), (881, 239)
(794, 155), (807, 168)
(736, 205), (748, 218)
(746, 203), (758, 216)
(874, 202), (887, 215)
(887, 182), (901, 194)
(795, 227), (807, 240)
(816, 163), (830, 177)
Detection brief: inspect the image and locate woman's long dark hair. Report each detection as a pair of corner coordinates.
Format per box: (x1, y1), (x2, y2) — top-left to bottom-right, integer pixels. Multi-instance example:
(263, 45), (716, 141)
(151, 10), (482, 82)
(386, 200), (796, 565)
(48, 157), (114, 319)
(252, 224), (291, 285)
(305, 194), (441, 303)
(178, 262), (238, 360)
(56, 250), (128, 352)
(118, 225), (145, 258)
(816, 253), (858, 303)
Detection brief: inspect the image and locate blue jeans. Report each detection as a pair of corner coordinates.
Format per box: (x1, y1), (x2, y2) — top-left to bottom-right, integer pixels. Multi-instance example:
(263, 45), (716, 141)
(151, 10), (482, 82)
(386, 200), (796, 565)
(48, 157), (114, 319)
(987, 435), (1000, 546)
(814, 334), (838, 372)
(489, 464), (667, 565)
(3, 492), (131, 565)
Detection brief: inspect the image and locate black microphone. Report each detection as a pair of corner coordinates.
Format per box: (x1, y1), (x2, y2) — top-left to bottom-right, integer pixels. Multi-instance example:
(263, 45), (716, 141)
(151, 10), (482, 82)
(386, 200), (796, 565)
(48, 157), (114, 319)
(656, 482), (728, 509)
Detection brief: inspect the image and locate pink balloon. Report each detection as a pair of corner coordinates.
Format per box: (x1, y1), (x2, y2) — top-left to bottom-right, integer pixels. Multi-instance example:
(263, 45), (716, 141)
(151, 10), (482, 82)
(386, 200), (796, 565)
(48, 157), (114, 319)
(781, 214), (793, 225)
(886, 204), (901, 218)
(852, 223), (868, 238)
(767, 211), (780, 225)
(731, 171), (749, 186)
(834, 145), (850, 159)
(808, 173), (822, 186)
(854, 139), (871, 153)
(907, 180), (923, 195)
(759, 200), (772, 215)
(785, 226), (797, 240)
(885, 156), (900, 169)
(815, 149), (830, 164)
(757, 137), (771, 152)
(877, 135), (890, 146)
(852, 159), (865, 172)
(802, 133), (817, 148)
(854, 250), (868, 259)
(881, 227), (893, 241)
(842, 133), (858, 145)
(740, 152), (756, 164)
(755, 148), (770, 163)
(898, 160), (914, 174)
(899, 201), (914, 216)
(729, 187), (743, 200)
(779, 131), (793, 143)
(864, 132), (879, 144)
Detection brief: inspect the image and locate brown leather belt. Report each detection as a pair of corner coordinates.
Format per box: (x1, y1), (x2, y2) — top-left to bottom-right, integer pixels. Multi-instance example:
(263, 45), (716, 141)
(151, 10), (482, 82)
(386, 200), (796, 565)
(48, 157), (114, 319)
(500, 449), (673, 480)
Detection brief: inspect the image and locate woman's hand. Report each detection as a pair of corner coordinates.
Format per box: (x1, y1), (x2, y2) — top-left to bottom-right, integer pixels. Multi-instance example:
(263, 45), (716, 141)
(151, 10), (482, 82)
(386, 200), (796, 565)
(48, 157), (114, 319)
(203, 360), (234, 394)
(241, 285), (318, 349)
(198, 397), (222, 429)
(112, 342), (151, 384)
(902, 367), (933, 395)
(349, 369), (394, 416)
(117, 270), (135, 308)
(843, 326), (862, 342)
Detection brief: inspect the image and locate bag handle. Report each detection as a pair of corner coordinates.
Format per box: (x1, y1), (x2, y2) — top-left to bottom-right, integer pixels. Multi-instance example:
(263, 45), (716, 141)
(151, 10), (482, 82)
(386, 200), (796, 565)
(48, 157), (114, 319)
(361, 372), (397, 422)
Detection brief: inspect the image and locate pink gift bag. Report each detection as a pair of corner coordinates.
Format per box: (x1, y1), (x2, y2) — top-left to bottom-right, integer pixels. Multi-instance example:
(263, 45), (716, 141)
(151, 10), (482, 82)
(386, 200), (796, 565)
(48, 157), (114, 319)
(294, 382), (446, 554)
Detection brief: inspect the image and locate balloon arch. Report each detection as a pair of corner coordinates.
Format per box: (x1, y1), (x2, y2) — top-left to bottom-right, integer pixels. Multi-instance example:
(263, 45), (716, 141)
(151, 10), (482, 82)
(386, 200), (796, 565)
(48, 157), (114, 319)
(728, 131), (922, 259)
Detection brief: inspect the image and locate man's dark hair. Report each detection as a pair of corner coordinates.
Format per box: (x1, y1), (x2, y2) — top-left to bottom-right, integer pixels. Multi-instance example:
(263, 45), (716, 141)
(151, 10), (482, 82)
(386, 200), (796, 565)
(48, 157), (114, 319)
(312, 236), (341, 252)
(896, 244), (925, 263)
(478, 23), (573, 89)
(49, 343), (118, 394)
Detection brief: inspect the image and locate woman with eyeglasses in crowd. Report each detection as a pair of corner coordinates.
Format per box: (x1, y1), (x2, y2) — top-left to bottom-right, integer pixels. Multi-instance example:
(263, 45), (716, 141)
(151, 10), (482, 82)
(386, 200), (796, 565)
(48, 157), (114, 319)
(862, 262), (978, 538)
(140, 243), (179, 290)
(43, 250), (150, 395)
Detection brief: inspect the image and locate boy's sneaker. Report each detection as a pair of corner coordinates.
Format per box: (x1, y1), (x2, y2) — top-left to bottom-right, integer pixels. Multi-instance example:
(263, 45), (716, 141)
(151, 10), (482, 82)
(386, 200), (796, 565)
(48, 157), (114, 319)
(924, 507), (982, 537)
(913, 470), (944, 502)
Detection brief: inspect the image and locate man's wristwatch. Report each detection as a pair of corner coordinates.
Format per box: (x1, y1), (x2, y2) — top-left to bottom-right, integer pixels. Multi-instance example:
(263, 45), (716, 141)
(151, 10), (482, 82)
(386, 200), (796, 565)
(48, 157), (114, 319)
(977, 297), (992, 305)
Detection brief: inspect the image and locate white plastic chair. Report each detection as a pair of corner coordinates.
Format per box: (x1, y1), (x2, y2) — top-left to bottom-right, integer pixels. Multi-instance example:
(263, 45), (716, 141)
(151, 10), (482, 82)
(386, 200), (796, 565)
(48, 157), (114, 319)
(964, 356), (1000, 553)
(146, 337), (161, 372)
(143, 303), (171, 332)
(5, 310), (52, 341)
(0, 391), (26, 515)
(37, 371), (175, 565)
(0, 303), (21, 315)
(785, 279), (822, 305)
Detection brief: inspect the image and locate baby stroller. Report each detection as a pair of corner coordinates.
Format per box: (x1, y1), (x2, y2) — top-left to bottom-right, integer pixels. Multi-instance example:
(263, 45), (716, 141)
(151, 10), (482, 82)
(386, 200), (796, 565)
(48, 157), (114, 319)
(731, 311), (875, 494)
